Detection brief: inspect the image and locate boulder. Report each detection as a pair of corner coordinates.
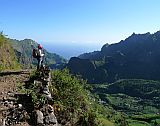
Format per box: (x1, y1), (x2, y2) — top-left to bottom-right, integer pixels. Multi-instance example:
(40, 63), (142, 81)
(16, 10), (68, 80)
(35, 110), (44, 125)
(44, 112), (57, 125)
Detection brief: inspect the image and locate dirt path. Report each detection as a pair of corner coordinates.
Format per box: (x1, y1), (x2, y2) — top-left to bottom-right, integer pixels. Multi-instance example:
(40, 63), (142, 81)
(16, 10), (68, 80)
(0, 70), (31, 126)
(0, 71), (30, 98)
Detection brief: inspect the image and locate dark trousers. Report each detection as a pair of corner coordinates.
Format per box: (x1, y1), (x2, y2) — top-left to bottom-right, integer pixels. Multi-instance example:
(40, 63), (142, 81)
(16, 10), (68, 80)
(37, 57), (43, 70)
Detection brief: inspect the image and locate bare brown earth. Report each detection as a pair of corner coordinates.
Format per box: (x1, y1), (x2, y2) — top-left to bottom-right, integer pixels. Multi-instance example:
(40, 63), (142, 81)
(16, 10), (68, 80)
(0, 70), (31, 126)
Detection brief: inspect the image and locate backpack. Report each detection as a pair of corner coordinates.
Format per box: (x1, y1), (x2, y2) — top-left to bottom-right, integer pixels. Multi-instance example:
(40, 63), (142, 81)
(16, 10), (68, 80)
(32, 49), (40, 58)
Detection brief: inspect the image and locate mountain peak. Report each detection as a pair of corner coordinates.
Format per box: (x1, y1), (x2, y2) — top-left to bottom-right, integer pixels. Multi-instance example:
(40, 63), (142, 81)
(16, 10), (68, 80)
(125, 31), (151, 43)
(154, 30), (160, 35)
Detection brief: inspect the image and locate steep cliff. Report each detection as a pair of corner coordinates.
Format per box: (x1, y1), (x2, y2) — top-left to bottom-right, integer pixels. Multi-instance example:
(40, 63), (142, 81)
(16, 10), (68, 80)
(0, 34), (20, 71)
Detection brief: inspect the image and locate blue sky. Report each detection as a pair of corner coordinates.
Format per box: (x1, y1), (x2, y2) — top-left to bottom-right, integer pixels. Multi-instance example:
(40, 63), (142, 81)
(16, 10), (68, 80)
(1, 0), (160, 45)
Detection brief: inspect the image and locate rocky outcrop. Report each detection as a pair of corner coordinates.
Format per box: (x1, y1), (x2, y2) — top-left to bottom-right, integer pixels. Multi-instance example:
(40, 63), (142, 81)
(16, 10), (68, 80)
(67, 57), (96, 83)
(34, 105), (58, 125)
(67, 57), (109, 83)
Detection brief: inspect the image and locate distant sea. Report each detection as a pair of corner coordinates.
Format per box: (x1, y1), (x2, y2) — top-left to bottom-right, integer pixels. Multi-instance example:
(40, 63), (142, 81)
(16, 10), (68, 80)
(41, 42), (104, 59)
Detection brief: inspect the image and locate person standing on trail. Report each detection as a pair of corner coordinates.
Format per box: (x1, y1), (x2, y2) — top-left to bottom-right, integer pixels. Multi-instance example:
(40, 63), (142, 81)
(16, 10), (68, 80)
(32, 43), (45, 70)
(37, 44), (44, 70)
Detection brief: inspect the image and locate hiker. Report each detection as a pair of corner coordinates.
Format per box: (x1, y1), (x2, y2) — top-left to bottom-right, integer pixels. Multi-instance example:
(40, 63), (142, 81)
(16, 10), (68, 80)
(32, 44), (44, 70)
(37, 44), (44, 70)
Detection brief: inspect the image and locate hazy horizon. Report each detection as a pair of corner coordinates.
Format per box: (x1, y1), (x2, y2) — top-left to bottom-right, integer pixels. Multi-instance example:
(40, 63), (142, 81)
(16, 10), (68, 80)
(41, 41), (105, 59)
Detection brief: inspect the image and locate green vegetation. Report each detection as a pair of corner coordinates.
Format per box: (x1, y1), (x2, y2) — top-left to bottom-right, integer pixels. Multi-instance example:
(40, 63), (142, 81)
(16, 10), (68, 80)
(17, 71), (46, 105)
(18, 69), (160, 126)
(91, 79), (160, 126)
(50, 69), (116, 126)
(127, 114), (160, 126)
(0, 33), (20, 71)
(106, 79), (160, 99)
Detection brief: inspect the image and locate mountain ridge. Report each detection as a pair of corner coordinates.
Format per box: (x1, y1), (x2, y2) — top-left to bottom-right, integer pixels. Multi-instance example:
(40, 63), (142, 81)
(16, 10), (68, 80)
(9, 38), (67, 68)
(67, 30), (160, 83)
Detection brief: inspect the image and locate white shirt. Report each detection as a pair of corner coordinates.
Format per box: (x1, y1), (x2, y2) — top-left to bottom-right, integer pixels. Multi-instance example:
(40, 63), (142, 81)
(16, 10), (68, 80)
(38, 49), (44, 57)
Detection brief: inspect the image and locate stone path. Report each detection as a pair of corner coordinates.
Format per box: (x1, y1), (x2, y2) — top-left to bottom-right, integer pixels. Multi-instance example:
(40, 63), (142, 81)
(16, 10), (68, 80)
(0, 70), (30, 126)
(0, 68), (59, 126)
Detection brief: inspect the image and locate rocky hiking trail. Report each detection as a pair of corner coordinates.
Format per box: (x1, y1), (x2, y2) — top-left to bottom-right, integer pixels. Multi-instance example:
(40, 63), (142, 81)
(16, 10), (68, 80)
(0, 70), (30, 126)
(0, 69), (59, 126)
